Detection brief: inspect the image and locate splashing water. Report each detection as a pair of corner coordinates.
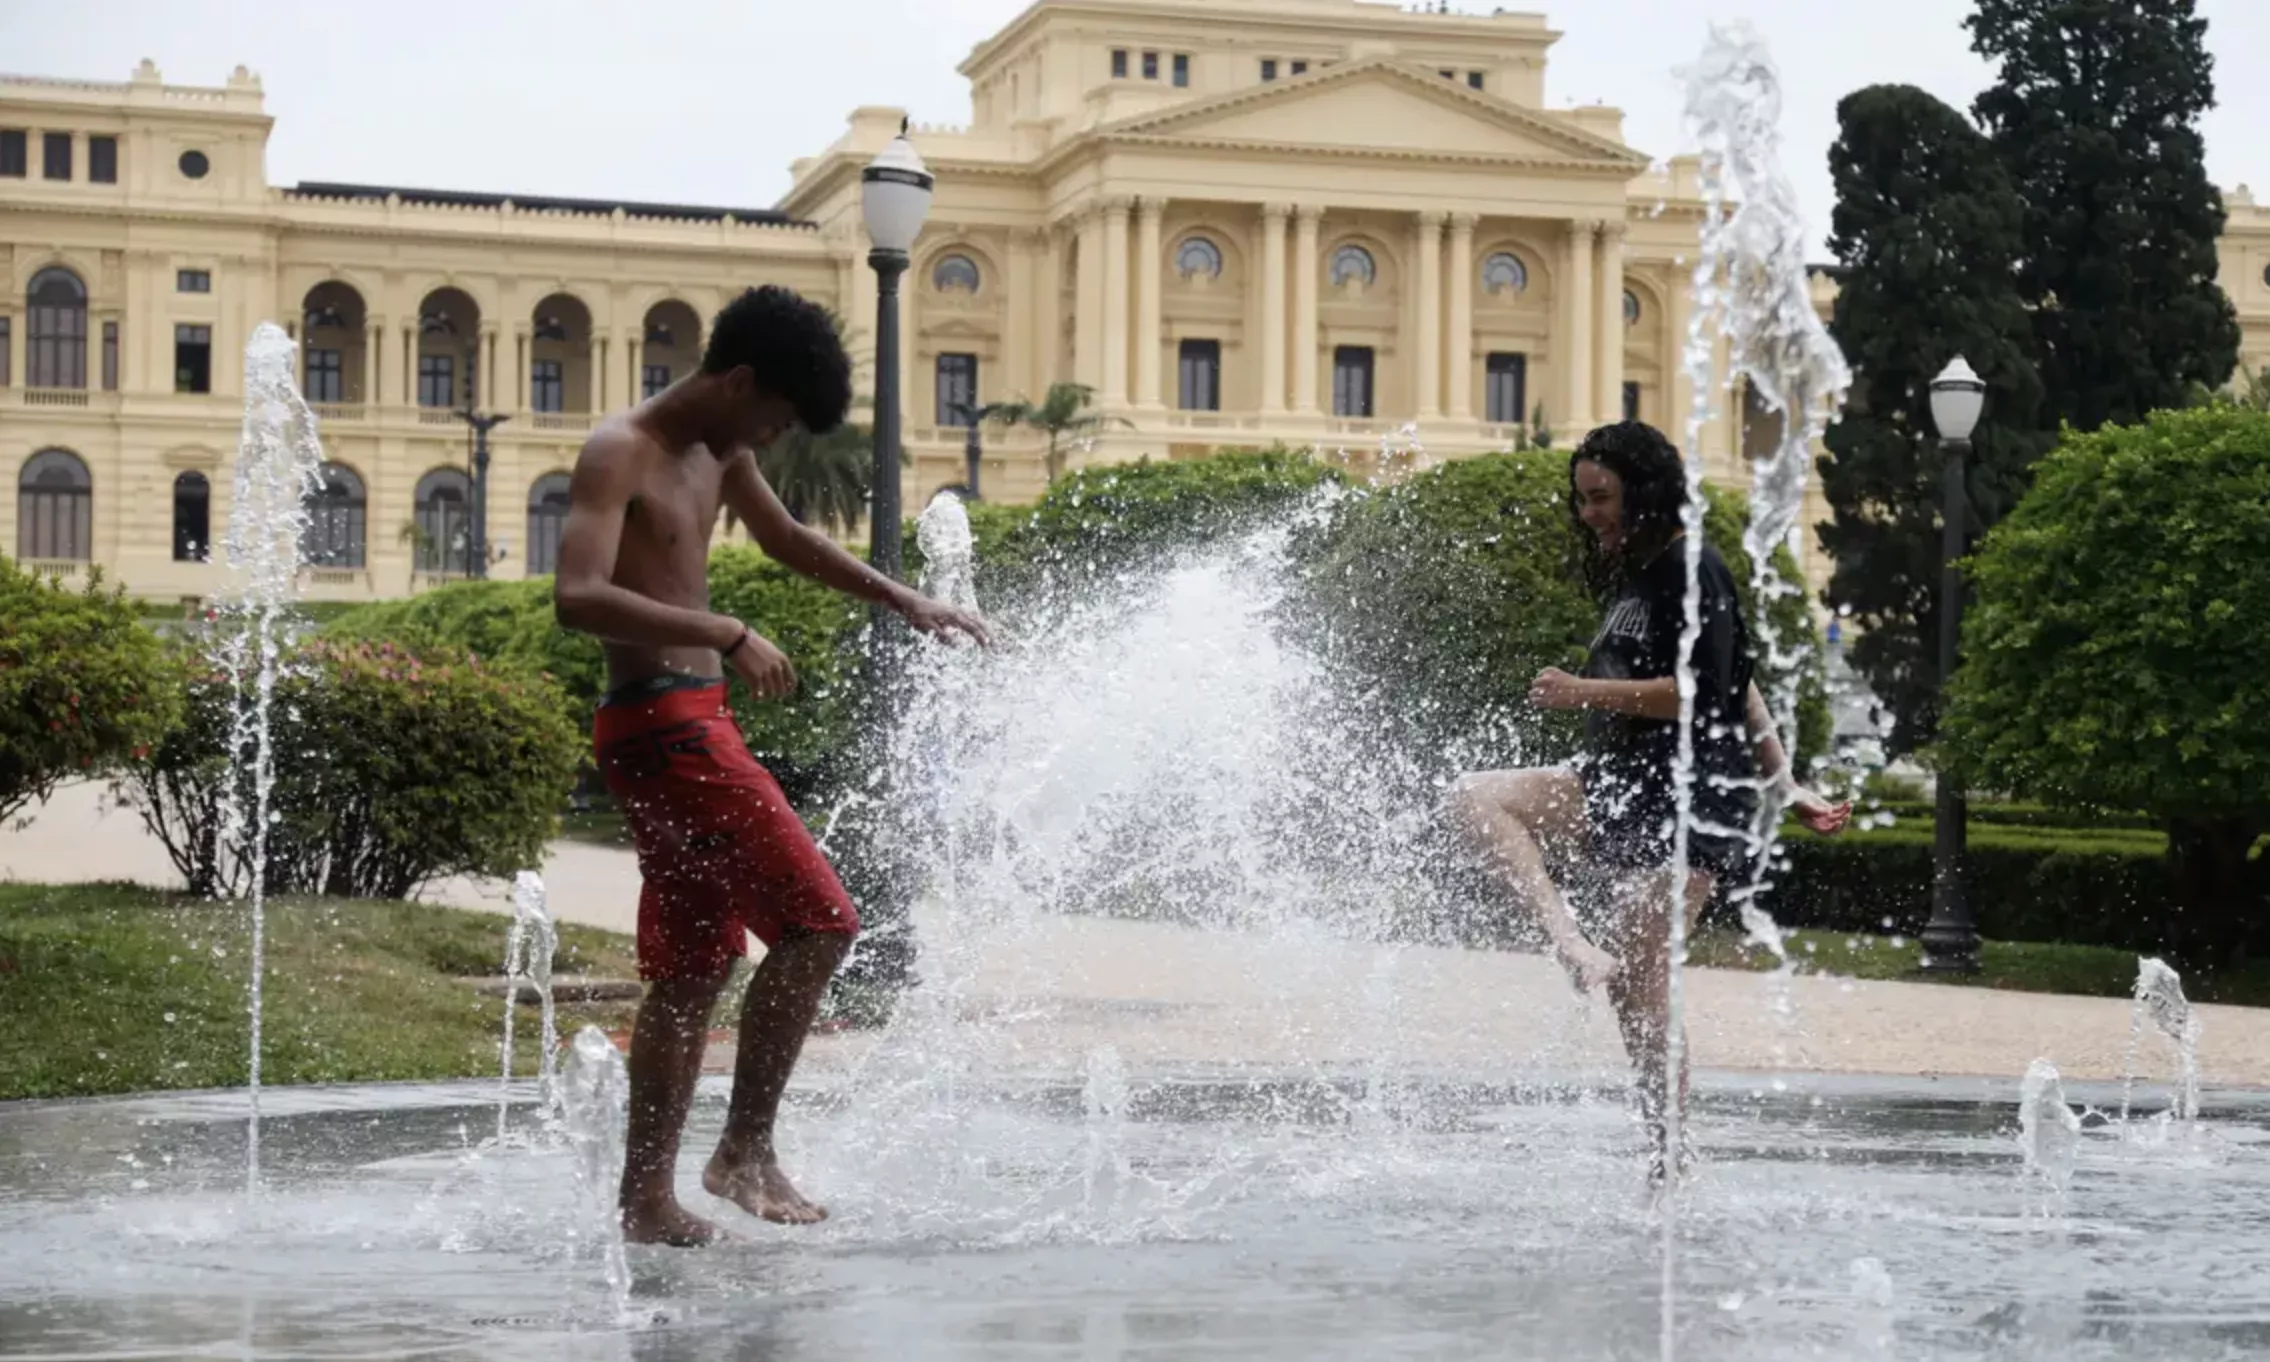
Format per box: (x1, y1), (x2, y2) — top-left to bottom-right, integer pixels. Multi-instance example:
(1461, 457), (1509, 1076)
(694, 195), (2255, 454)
(496, 871), (562, 1142)
(2122, 957), (2202, 1124)
(1668, 23), (1853, 1352)
(2016, 1058), (2082, 1195)
(214, 322), (327, 1192)
(559, 1027), (631, 1314)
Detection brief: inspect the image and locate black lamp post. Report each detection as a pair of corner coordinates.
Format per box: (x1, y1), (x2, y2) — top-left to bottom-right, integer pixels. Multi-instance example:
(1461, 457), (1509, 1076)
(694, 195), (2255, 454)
(859, 118), (935, 646)
(1919, 355), (1985, 974)
(457, 409), (510, 579)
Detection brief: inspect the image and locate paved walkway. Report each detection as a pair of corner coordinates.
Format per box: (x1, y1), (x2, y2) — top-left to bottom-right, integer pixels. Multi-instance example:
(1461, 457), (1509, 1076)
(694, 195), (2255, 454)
(7, 780), (2263, 1088)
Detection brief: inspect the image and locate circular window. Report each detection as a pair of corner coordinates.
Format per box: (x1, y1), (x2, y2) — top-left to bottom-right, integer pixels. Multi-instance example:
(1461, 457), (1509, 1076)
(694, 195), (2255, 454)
(178, 150), (210, 179)
(2262, 263), (2270, 290)
(1623, 289), (1642, 324)
(931, 253), (980, 294)
(1329, 244), (1376, 289)
(1174, 236), (1223, 281)
(1481, 252), (1527, 295)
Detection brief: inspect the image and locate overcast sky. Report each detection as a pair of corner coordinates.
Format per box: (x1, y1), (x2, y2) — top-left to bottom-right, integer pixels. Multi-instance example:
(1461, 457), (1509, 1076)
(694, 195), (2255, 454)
(6, 0), (2266, 260)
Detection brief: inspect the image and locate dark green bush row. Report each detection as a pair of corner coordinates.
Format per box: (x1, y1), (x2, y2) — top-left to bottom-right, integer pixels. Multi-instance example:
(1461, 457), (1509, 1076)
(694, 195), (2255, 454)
(1867, 798), (2161, 835)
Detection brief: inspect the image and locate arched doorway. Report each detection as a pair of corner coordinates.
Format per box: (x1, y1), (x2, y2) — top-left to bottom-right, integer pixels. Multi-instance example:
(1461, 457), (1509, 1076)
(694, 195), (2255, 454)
(18, 449), (92, 560)
(525, 472), (572, 575)
(172, 471), (210, 562)
(412, 467), (473, 575)
(640, 299), (703, 399)
(414, 287), (483, 409)
(529, 293), (595, 417)
(26, 267), (88, 390)
(304, 462), (367, 568)
(301, 282), (369, 404)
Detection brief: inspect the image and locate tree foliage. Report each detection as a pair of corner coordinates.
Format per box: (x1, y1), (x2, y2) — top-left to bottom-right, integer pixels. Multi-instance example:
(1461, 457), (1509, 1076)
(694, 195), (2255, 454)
(1968, 0), (2241, 432)
(1817, 83), (2052, 754)
(0, 559), (182, 825)
(983, 383), (1130, 481)
(1943, 406), (2270, 962)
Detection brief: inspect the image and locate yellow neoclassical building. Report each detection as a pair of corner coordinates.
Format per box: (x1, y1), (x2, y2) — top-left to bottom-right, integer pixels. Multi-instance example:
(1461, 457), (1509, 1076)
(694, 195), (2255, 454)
(4, 0), (2268, 605)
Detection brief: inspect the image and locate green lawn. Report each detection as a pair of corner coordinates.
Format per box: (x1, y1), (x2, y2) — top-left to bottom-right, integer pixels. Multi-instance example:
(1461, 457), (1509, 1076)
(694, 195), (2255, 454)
(0, 882), (646, 1102)
(1688, 925), (2270, 1007)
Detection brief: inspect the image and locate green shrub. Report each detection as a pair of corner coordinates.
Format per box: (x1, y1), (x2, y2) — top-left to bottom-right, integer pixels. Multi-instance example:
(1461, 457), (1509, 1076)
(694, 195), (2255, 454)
(0, 558), (182, 824)
(119, 638), (583, 899)
(1281, 450), (1830, 772)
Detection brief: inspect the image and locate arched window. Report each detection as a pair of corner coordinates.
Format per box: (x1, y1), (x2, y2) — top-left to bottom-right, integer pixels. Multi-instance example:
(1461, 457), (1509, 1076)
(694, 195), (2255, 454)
(931, 253), (981, 294)
(17, 449), (92, 561)
(172, 472), (210, 563)
(1175, 236), (1224, 281)
(412, 468), (472, 576)
(27, 267), (88, 390)
(304, 463), (366, 569)
(1623, 289), (1642, 325)
(525, 473), (573, 576)
(1329, 244), (1376, 289)
(1482, 252), (1528, 296)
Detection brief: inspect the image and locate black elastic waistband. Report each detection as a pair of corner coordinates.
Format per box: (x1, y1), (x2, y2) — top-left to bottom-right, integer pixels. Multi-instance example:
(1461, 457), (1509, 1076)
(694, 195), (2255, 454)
(598, 673), (725, 709)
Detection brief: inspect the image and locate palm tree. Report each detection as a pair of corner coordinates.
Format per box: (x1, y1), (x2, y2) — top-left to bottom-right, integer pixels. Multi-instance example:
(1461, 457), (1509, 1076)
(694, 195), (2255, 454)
(982, 383), (1130, 482)
(2237, 365), (2270, 413)
(760, 401), (874, 536)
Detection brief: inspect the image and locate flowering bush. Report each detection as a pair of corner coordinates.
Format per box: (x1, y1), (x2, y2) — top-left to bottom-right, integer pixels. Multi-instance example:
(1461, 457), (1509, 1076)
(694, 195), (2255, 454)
(119, 638), (583, 899)
(0, 557), (181, 825)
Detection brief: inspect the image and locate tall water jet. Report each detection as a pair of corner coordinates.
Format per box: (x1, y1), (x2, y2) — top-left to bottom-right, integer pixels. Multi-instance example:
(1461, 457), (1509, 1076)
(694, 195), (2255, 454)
(559, 1026), (631, 1314)
(1667, 22), (1852, 1352)
(214, 322), (327, 1191)
(2122, 957), (2202, 1124)
(497, 870), (562, 1141)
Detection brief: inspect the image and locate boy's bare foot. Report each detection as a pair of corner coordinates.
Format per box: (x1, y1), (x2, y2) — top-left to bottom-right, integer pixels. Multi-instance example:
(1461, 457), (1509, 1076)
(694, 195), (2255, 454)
(703, 1152), (829, 1226)
(1553, 938), (1623, 993)
(621, 1196), (720, 1247)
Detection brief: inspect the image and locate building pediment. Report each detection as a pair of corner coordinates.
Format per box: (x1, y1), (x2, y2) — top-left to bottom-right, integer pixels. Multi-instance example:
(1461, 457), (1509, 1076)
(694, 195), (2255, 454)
(1095, 58), (1649, 171)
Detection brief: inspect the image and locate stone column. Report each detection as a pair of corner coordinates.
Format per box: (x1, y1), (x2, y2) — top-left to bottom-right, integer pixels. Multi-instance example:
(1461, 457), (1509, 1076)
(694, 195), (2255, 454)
(481, 326), (501, 411)
(1292, 204), (1323, 414)
(1445, 213), (1477, 420)
(1036, 224), (1064, 396)
(513, 329), (531, 414)
(1134, 196), (1165, 408)
(1258, 202), (1290, 414)
(1665, 264), (1693, 444)
(1412, 210), (1445, 419)
(625, 334), (642, 403)
(586, 337), (602, 412)
(1596, 221), (1627, 423)
(401, 323), (415, 406)
(1100, 196), (1132, 407)
(1074, 208), (1104, 394)
(1564, 219), (1597, 432)
(364, 320), (383, 406)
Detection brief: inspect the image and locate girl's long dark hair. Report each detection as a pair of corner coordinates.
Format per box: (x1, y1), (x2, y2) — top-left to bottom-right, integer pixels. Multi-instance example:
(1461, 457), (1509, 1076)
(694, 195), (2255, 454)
(1569, 420), (1687, 597)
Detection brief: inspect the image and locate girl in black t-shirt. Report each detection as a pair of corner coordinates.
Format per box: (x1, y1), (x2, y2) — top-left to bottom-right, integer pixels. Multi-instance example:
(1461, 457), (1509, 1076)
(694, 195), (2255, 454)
(1446, 421), (1851, 1184)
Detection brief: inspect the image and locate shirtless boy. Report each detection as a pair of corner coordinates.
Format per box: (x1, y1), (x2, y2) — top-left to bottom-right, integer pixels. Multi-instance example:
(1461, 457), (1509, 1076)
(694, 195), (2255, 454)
(554, 285), (988, 1246)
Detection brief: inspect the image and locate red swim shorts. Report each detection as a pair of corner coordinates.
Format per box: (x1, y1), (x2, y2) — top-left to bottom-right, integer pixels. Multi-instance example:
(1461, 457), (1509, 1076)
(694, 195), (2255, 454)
(592, 676), (858, 982)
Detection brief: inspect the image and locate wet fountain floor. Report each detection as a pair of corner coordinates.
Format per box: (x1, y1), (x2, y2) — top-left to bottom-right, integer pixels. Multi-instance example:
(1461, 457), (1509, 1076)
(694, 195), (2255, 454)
(5, 1069), (2269, 1361)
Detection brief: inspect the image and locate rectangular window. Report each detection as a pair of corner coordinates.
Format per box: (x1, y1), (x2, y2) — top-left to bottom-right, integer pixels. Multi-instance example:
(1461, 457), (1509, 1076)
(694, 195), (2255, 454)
(531, 359), (564, 413)
(417, 354), (454, 408)
(1290, 60), (1308, 75)
(1438, 69), (1455, 82)
(0, 317), (10, 386)
(1177, 339), (1221, 412)
(1141, 50), (1158, 80)
(1485, 353), (1528, 424)
(935, 352), (979, 427)
(89, 135), (117, 183)
(101, 321), (118, 392)
(1111, 49), (1129, 78)
(1623, 381), (1642, 423)
(306, 349), (344, 403)
(642, 363), (672, 398)
(1172, 53), (1189, 87)
(174, 324), (212, 395)
(0, 130), (25, 177)
(176, 269), (211, 294)
(42, 132), (71, 180)
(1467, 70), (1485, 91)
(1332, 346), (1375, 418)
(1260, 59), (1278, 82)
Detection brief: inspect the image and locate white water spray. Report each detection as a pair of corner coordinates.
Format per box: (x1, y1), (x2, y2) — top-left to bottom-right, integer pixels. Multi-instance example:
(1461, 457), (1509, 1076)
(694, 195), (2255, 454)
(2016, 1058), (2081, 1196)
(2121, 957), (2201, 1124)
(559, 1026), (631, 1314)
(497, 870), (562, 1141)
(215, 322), (326, 1192)
(1667, 24), (1852, 1354)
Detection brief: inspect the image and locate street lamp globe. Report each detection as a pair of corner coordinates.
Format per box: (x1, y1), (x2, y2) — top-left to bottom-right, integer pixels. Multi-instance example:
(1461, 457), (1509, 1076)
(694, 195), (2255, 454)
(860, 119), (934, 255)
(1929, 356), (1986, 443)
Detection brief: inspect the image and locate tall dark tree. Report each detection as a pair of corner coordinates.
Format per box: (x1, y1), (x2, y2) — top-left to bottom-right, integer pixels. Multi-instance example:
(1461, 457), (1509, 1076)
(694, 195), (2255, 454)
(1969, 0), (2241, 431)
(1817, 84), (2051, 754)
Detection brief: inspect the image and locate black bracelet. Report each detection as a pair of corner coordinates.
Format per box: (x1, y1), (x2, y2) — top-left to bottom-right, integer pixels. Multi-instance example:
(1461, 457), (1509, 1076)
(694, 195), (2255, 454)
(722, 627), (751, 660)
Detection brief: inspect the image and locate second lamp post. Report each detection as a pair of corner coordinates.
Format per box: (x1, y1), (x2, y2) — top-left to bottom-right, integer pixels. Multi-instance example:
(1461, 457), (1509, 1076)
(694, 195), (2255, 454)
(1919, 354), (1985, 974)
